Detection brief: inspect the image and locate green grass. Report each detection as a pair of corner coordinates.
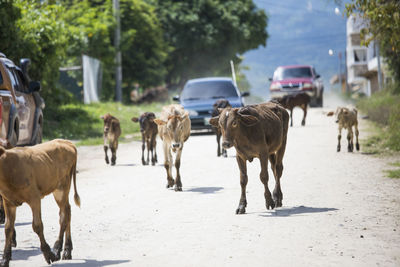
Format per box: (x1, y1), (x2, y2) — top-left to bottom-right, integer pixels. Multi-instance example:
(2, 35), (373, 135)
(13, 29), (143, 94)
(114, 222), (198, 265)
(43, 101), (165, 146)
(357, 85), (400, 152)
(385, 162), (400, 178)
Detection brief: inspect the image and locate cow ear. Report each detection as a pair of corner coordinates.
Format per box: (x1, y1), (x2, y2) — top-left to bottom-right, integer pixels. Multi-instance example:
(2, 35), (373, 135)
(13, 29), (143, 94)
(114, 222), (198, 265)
(131, 117), (139, 122)
(154, 119), (166, 125)
(327, 111), (334, 117)
(210, 116), (219, 127)
(238, 114), (259, 126)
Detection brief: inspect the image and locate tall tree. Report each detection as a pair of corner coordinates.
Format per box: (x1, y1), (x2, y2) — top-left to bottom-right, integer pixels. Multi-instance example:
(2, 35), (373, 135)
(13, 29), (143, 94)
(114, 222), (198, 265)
(346, 0), (400, 83)
(156, 0), (268, 88)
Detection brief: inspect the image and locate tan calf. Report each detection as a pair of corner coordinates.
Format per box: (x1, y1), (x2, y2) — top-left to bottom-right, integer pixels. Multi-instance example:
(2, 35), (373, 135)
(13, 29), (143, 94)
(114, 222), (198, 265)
(101, 113), (121, 165)
(154, 104), (191, 191)
(0, 139), (80, 267)
(328, 107), (360, 152)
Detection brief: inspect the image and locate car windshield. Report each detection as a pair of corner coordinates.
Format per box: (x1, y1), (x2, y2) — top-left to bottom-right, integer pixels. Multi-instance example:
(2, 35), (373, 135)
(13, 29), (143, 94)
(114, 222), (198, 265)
(274, 67), (312, 80)
(181, 80), (238, 100)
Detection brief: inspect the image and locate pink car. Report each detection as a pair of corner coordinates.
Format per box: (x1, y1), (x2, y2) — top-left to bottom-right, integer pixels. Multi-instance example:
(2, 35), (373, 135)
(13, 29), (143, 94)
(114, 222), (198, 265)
(269, 65), (324, 107)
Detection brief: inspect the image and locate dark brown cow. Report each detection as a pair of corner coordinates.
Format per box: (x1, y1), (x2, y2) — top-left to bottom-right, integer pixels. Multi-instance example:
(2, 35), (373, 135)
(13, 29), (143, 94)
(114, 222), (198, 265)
(272, 93), (310, 127)
(0, 139), (80, 266)
(101, 113), (121, 166)
(210, 102), (289, 214)
(131, 112), (158, 165)
(211, 99), (232, 157)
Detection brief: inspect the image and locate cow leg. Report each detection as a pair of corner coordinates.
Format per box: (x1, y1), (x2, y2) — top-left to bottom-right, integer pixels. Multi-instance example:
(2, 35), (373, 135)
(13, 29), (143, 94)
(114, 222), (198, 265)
(174, 148), (183, 191)
(52, 190), (72, 260)
(163, 142), (174, 188)
(141, 135), (146, 165)
(337, 126), (342, 152)
(0, 200), (16, 267)
(301, 105), (307, 126)
(152, 137), (158, 165)
(236, 156), (248, 214)
(290, 108), (293, 127)
(29, 199), (58, 264)
(111, 140), (118, 166)
(347, 127), (354, 152)
(355, 123), (360, 151)
(216, 131), (221, 157)
(269, 154), (284, 207)
(146, 138), (151, 165)
(260, 154), (275, 210)
(104, 145), (109, 164)
(0, 195), (5, 225)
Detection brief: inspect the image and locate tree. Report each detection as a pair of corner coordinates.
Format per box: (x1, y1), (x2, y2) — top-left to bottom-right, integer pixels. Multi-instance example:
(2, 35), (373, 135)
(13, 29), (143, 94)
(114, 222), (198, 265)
(156, 0), (268, 88)
(346, 0), (400, 82)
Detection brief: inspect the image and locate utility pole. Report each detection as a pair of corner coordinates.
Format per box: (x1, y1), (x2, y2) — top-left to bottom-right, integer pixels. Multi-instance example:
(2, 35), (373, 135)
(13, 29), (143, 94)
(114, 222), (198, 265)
(113, 0), (122, 102)
(338, 52), (342, 93)
(376, 41), (383, 91)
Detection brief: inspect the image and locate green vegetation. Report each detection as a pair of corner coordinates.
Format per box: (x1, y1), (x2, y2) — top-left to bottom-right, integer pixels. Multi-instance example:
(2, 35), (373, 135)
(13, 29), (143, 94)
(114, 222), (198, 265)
(385, 162), (400, 179)
(357, 84), (400, 152)
(43, 101), (164, 146)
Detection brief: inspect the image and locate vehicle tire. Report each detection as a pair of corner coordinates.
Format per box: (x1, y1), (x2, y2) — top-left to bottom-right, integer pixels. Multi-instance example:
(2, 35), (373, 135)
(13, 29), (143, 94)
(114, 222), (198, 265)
(317, 95), (323, 107)
(33, 120), (43, 145)
(309, 97), (318, 107)
(9, 125), (18, 147)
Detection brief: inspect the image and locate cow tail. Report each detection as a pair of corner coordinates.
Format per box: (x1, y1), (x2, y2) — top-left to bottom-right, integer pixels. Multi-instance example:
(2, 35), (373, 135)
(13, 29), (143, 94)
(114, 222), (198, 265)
(72, 161), (81, 208)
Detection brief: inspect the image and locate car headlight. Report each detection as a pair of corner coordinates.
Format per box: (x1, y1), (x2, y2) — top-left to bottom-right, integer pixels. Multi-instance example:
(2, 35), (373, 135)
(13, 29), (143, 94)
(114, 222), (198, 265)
(270, 83), (281, 90)
(187, 109), (198, 116)
(303, 83), (313, 89)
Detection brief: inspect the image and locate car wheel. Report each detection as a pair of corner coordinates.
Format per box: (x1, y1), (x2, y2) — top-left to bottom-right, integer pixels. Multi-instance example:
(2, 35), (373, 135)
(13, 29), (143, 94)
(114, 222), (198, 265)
(9, 125), (18, 147)
(33, 120), (43, 145)
(317, 95), (323, 107)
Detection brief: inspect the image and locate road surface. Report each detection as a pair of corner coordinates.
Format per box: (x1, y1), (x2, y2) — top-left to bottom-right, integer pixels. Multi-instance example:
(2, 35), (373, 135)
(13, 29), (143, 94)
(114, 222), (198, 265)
(2, 93), (400, 267)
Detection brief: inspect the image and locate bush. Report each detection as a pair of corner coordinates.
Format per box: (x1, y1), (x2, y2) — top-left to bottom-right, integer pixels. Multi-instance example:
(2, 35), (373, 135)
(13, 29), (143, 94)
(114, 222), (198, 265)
(357, 83), (400, 151)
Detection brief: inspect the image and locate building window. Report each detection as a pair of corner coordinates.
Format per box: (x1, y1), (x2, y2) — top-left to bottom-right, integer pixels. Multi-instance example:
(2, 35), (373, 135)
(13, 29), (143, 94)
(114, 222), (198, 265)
(354, 49), (367, 62)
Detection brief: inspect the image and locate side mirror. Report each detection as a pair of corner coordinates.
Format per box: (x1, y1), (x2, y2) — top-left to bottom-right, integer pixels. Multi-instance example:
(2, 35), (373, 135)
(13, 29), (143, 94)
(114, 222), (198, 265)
(172, 95), (180, 101)
(241, 91), (250, 97)
(268, 77), (273, 82)
(29, 81), (41, 92)
(316, 74), (321, 79)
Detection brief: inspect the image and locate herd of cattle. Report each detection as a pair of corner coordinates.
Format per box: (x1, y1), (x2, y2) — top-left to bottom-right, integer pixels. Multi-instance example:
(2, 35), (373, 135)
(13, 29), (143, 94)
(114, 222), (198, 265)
(0, 92), (361, 266)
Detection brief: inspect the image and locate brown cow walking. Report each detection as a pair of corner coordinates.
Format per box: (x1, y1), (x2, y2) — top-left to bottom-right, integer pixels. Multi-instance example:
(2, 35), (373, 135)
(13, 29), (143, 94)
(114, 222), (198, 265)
(101, 113), (121, 165)
(132, 112), (158, 165)
(211, 99), (232, 157)
(272, 93), (310, 127)
(210, 102), (289, 214)
(154, 104), (191, 191)
(0, 139), (80, 266)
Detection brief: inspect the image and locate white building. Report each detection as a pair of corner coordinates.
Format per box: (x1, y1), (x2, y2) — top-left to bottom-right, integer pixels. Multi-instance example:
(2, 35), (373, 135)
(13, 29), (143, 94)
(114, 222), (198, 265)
(346, 15), (387, 96)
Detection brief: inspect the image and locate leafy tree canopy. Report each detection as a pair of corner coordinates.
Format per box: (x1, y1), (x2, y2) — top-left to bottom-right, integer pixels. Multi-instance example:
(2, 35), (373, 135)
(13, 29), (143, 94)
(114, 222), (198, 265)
(156, 0), (268, 87)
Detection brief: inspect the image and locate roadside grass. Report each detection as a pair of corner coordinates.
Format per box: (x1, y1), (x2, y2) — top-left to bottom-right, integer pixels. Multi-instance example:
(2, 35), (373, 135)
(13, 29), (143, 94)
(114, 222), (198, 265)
(385, 162), (400, 179)
(43, 101), (165, 146)
(357, 86), (400, 152)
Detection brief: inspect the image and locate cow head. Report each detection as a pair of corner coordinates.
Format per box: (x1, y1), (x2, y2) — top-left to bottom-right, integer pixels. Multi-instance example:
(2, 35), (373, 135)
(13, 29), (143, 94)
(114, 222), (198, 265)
(101, 113), (116, 134)
(154, 113), (188, 152)
(210, 107), (259, 149)
(132, 112), (156, 133)
(327, 107), (349, 123)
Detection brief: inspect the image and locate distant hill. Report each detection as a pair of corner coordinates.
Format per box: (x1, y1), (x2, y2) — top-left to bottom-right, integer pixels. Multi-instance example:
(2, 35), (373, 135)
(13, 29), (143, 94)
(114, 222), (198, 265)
(243, 0), (348, 100)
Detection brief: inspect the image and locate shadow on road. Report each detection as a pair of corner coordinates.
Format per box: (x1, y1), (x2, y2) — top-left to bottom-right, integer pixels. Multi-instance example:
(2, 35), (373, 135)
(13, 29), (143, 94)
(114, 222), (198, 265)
(12, 247), (42, 260)
(0, 222), (32, 228)
(259, 205), (338, 217)
(49, 259), (130, 266)
(115, 163), (137, 167)
(185, 187), (224, 194)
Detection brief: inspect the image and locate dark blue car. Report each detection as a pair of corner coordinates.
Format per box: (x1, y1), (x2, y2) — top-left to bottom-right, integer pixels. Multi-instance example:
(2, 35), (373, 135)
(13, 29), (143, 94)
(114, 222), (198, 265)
(173, 77), (249, 130)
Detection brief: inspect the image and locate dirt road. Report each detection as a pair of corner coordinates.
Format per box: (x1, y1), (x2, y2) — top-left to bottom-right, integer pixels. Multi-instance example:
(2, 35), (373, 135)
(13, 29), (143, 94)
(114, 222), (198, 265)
(2, 94), (400, 267)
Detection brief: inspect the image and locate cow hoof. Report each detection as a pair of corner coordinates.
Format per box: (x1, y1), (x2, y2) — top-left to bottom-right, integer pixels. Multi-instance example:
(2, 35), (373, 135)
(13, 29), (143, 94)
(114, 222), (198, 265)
(301, 121), (305, 126)
(62, 249), (72, 260)
(266, 200), (275, 210)
(0, 259), (9, 267)
(337, 146), (340, 152)
(356, 143), (360, 151)
(174, 185), (182, 192)
(11, 239), (16, 248)
(44, 250), (58, 264)
(236, 205), (246, 214)
(105, 159), (109, 164)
